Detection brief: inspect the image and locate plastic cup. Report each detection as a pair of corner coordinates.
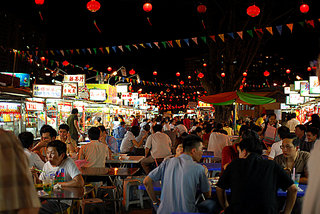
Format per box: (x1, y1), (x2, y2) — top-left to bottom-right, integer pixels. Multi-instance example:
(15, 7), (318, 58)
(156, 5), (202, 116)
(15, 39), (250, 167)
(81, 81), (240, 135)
(294, 174), (301, 187)
(43, 178), (53, 194)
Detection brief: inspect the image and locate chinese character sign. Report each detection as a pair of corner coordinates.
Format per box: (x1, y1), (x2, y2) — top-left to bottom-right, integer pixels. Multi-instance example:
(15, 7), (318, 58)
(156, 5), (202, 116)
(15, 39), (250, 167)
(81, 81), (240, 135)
(63, 74), (85, 87)
(90, 89), (106, 101)
(33, 85), (62, 98)
(63, 83), (78, 97)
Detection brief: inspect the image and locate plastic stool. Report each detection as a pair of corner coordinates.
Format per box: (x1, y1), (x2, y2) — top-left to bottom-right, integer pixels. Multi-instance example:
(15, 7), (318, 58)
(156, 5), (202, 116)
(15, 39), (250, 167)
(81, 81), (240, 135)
(97, 186), (119, 214)
(80, 198), (106, 214)
(124, 176), (150, 211)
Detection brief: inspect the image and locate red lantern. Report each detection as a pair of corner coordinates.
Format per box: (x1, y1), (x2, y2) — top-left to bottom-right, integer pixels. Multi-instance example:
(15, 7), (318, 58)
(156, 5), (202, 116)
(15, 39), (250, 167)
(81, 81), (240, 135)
(264, 70), (270, 77)
(307, 67), (312, 71)
(107, 66), (112, 71)
(198, 72), (204, 78)
(188, 76), (191, 79)
(173, 85), (177, 88)
(180, 81), (184, 85)
(286, 69), (291, 74)
(143, 3), (152, 12)
(197, 4), (207, 14)
(129, 69), (135, 75)
(35, 0), (44, 5)
(203, 63), (207, 67)
(300, 4), (309, 13)
(40, 56), (45, 61)
(86, 64), (90, 68)
(243, 72), (247, 77)
(221, 72), (225, 77)
(176, 72), (180, 77)
(62, 60), (69, 66)
(87, 0), (101, 12)
(153, 71), (157, 76)
(247, 5), (260, 17)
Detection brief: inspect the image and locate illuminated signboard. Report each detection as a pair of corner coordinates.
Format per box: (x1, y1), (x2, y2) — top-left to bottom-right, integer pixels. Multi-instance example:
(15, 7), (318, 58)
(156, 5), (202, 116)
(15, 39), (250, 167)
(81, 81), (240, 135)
(287, 94), (304, 105)
(63, 83), (78, 97)
(122, 92), (139, 101)
(89, 89), (106, 101)
(63, 74), (85, 87)
(198, 101), (213, 108)
(1, 72), (30, 87)
(116, 85), (128, 93)
(26, 102), (44, 111)
(33, 85), (62, 98)
(294, 80), (308, 91)
(309, 76), (320, 94)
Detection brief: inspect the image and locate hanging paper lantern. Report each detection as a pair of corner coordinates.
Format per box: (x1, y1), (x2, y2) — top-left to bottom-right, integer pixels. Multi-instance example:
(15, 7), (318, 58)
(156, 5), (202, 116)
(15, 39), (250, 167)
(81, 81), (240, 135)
(143, 3), (152, 12)
(180, 81), (184, 85)
(286, 69), (291, 74)
(153, 71), (157, 76)
(107, 66), (112, 71)
(40, 56), (45, 61)
(300, 3), (309, 13)
(129, 69), (135, 75)
(264, 70), (270, 77)
(247, 5), (260, 17)
(176, 72), (180, 77)
(198, 72), (204, 78)
(173, 85), (177, 88)
(35, 0), (44, 5)
(307, 67), (312, 71)
(188, 76), (191, 79)
(243, 72), (247, 77)
(197, 4), (207, 14)
(62, 60), (69, 66)
(203, 63), (207, 67)
(221, 72), (226, 77)
(87, 0), (101, 12)
(86, 64), (90, 68)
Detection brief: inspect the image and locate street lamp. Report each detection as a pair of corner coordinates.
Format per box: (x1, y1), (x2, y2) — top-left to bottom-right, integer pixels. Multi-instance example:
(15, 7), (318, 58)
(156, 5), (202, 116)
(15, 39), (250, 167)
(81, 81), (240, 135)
(107, 66), (126, 84)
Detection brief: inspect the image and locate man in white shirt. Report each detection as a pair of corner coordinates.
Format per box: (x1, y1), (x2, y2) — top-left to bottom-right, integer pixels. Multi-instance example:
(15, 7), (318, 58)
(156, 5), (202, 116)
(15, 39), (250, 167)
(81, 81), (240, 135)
(141, 124), (172, 174)
(176, 121), (188, 137)
(268, 126), (290, 160)
(207, 131), (231, 159)
(19, 132), (44, 170)
(78, 127), (110, 168)
(286, 113), (300, 133)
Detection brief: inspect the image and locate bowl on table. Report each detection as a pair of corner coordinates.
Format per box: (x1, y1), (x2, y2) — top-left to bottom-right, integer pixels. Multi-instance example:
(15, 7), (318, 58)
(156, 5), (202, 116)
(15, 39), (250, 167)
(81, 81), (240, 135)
(112, 154), (120, 160)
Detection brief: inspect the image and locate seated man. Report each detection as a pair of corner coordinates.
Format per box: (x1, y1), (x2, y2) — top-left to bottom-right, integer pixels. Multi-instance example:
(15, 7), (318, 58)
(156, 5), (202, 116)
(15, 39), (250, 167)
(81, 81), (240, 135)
(268, 126), (290, 160)
(32, 125), (57, 162)
(39, 140), (84, 214)
(143, 135), (213, 214)
(56, 124), (78, 156)
(216, 132), (297, 214)
(78, 127), (110, 167)
(302, 126), (319, 152)
(274, 137), (310, 184)
(207, 131), (231, 159)
(98, 125), (117, 153)
(19, 131), (44, 170)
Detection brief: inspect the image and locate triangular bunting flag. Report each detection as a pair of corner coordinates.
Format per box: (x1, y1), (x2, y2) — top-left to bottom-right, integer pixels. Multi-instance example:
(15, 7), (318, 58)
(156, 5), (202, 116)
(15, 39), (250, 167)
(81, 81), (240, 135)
(93, 48), (97, 54)
(70, 49), (74, 54)
(65, 50), (70, 55)
(298, 22), (304, 27)
(105, 47), (110, 54)
(35, 50), (38, 56)
(139, 44), (146, 48)
(247, 30), (253, 38)
(175, 40), (181, 47)
(40, 51), (44, 56)
(125, 45), (131, 51)
(237, 31), (243, 39)
(168, 41), (173, 47)
(266, 27), (273, 35)
(161, 41), (167, 48)
(154, 42), (160, 49)
(191, 37), (198, 45)
(183, 39), (190, 46)
(286, 23), (293, 33)
(76, 49), (80, 54)
(306, 20), (315, 28)
(87, 48), (92, 54)
(200, 36), (207, 43)
(45, 50), (49, 55)
(276, 25), (282, 35)
(254, 28), (263, 39)
(60, 50), (65, 56)
(218, 34), (225, 42)
(99, 47), (104, 53)
(227, 33), (234, 39)
(209, 35), (216, 42)
(112, 46), (117, 53)
(146, 43), (152, 48)
(50, 50), (55, 55)
(132, 44), (139, 50)
(118, 45), (124, 52)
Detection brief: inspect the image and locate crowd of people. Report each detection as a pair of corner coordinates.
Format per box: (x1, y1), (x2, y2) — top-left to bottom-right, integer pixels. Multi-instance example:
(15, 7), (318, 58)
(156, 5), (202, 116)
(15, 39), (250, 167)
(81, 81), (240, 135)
(1, 108), (320, 214)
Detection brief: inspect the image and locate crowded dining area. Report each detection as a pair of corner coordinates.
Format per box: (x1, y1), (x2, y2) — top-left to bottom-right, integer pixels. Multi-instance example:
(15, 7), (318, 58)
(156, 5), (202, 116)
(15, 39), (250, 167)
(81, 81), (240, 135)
(1, 0), (320, 214)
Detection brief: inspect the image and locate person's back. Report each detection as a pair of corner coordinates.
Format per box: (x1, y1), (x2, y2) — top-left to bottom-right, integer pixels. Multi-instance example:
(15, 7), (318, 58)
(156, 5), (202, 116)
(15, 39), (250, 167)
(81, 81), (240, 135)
(67, 109), (79, 141)
(207, 132), (231, 158)
(148, 132), (172, 158)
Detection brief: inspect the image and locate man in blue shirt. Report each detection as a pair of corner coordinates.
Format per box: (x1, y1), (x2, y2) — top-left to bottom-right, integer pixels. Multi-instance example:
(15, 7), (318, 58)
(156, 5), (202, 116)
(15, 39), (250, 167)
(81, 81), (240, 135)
(112, 122), (127, 152)
(143, 135), (213, 214)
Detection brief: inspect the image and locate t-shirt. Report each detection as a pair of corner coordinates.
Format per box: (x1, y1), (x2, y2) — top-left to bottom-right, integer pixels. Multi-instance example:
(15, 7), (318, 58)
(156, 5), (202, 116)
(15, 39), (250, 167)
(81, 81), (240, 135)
(78, 140), (109, 167)
(221, 144), (238, 173)
(148, 154), (210, 214)
(207, 132), (231, 158)
(255, 117), (264, 127)
(274, 151), (310, 178)
(40, 157), (81, 206)
(286, 118), (300, 133)
(120, 131), (136, 153)
(67, 114), (79, 140)
(24, 148), (44, 170)
(145, 132), (172, 159)
(217, 153), (294, 214)
(56, 136), (77, 155)
(268, 140), (283, 159)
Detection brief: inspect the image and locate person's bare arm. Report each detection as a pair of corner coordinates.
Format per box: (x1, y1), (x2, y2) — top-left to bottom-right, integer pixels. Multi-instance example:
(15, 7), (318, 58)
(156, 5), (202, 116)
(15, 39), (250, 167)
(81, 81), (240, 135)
(145, 147), (150, 157)
(143, 176), (159, 203)
(282, 184), (297, 214)
(203, 191), (211, 199)
(133, 135), (147, 148)
(18, 208), (40, 214)
(59, 174), (84, 187)
(216, 186), (229, 210)
(74, 120), (81, 134)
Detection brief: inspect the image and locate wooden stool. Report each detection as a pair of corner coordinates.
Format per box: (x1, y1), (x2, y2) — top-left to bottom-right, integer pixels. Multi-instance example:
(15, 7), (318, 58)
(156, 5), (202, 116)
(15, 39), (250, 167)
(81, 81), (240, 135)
(80, 198), (106, 214)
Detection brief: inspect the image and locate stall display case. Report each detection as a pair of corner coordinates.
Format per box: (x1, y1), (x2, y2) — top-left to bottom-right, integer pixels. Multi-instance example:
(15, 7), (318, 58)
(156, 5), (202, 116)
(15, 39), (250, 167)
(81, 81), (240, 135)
(0, 102), (22, 136)
(25, 101), (45, 138)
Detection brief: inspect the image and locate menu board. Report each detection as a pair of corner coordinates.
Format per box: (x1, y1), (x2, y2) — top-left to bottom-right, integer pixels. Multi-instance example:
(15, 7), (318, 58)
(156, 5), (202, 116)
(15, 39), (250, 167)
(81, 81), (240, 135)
(287, 94), (304, 105)
(294, 80), (308, 91)
(63, 83), (78, 97)
(63, 74), (85, 87)
(89, 89), (106, 101)
(309, 76), (320, 94)
(33, 85), (62, 98)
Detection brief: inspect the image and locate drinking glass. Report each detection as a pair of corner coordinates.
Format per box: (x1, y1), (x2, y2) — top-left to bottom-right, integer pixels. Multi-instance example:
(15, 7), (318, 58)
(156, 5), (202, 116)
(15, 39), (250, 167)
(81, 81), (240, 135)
(294, 174), (301, 187)
(43, 178), (53, 194)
